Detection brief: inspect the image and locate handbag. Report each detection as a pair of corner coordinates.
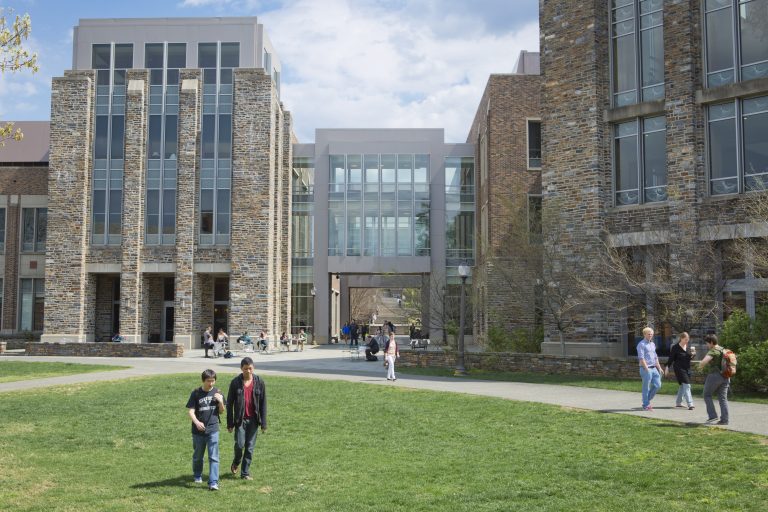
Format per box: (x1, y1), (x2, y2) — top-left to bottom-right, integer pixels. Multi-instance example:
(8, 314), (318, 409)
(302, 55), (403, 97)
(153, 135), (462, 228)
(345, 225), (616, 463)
(384, 360), (389, 368)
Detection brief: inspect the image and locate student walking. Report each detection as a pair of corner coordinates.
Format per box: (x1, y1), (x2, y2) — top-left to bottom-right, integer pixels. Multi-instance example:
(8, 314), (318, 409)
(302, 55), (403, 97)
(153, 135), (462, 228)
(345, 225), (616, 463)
(226, 357), (267, 481)
(700, 334), (730, 425)
(186, 369), (226, 491)
(384, 331), (399, 381)
(665, 332), (695, 410)
(637, 327), (664, 411)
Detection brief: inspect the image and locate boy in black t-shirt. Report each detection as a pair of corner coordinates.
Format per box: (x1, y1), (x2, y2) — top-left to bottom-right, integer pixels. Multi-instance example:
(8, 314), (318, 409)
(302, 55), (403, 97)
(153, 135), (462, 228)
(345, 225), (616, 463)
(186, 369), (226, 490)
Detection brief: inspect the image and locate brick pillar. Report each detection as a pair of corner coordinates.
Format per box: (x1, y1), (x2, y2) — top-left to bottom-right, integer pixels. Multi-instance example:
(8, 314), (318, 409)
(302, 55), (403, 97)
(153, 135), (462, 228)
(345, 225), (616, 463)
(42, 71), (97, 342)
(2, 196), (19, 332)
(281, 110), (293, 333)
(230, 69), (276, 336)
(174, 70), (201, 349)
(119, 73), (149, 344)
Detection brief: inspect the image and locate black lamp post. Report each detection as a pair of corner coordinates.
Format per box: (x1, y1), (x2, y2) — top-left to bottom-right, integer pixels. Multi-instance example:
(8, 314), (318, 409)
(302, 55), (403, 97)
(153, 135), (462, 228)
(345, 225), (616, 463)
(455, 263), (470, 376)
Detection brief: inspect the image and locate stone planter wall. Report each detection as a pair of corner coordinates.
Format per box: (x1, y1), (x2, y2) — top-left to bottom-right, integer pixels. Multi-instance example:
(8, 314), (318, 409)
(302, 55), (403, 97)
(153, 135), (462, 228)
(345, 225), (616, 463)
(25, 342), (184, 358)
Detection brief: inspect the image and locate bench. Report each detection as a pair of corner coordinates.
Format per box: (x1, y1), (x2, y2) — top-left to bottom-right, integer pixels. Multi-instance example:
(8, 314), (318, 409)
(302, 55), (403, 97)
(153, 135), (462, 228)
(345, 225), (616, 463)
(410, 338), (430, 350)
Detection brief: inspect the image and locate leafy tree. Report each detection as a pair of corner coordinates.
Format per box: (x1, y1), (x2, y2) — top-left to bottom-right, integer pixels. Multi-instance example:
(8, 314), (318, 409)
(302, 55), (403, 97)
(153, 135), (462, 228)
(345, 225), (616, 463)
(1, 9), (39, 148)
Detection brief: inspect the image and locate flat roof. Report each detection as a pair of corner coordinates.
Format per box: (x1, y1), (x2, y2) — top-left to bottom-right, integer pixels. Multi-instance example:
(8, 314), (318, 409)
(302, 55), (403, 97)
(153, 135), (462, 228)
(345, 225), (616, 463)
(0, 121), (50, 163)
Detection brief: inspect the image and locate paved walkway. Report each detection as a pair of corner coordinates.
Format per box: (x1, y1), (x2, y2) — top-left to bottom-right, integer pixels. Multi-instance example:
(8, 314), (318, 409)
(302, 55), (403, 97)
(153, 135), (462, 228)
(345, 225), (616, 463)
(1, 345), (766, 436)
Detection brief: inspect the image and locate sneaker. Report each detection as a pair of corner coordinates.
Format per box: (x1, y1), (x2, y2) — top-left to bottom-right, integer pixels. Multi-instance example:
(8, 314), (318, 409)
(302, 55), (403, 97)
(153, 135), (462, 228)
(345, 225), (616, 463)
(675, 404), (685, 408)
(209, 484), (219, 491)
(642, 405), (653, 411)
(705, 417), (719, 423)
(688, 406), (695, 410)
(231, 463), (239, 475)
(716, 420), (729, 425)
(241, 475), (253, 481)
(193, 478), (203, 484)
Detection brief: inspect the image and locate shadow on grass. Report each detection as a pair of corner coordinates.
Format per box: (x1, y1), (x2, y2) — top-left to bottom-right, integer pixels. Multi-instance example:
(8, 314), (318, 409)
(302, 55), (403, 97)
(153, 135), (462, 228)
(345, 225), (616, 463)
(130, 475), (200, 489)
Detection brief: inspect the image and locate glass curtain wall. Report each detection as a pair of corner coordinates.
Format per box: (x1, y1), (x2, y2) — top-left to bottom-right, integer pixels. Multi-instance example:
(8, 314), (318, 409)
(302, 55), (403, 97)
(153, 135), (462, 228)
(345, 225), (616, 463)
(328, 154), (430, 257)
(445, 157), (475, 262)
(145, 43), (184, 244)
(291, 156), (315, 333)
(199, 42), (238, 245)
(611, 0), (664, 106)
(92, 43), (132, 245)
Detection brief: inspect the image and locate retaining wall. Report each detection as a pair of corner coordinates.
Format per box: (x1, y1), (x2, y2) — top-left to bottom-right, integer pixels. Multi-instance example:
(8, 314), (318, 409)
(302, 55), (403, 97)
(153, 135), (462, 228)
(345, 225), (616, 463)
(25, 342), (184, 358)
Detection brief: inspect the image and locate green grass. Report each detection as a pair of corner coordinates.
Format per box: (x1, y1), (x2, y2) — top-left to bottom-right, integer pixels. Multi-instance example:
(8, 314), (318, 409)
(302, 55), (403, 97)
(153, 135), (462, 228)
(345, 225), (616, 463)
(0, 361), (126, 383)
(397, 367), (768, 404)
(0, 374), (766, 512)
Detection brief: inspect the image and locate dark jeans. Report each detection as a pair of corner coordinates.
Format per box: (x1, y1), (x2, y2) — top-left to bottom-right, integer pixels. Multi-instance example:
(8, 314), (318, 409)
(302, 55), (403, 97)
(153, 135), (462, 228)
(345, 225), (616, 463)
(232, 418), (259, 477)
(703, 372), (729, 422)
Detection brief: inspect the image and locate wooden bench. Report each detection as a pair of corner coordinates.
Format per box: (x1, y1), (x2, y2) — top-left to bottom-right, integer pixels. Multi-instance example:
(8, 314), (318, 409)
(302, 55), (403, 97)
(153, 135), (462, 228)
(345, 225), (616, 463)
(409, 338), (430, 350)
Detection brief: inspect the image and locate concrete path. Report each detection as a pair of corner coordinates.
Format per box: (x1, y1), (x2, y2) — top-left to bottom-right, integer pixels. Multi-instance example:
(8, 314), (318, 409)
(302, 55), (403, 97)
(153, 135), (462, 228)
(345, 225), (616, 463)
(2, 345), (766, 437)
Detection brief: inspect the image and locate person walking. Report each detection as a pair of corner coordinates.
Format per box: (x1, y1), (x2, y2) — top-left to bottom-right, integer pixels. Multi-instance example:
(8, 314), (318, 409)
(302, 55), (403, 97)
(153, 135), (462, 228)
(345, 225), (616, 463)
(637, 326), (664, 411)
(186, 369), (226, 491)
(665, 332), (695, 410)
(226, 357), (267, 481)
(699, 334), (730, 425)
(384, 331), (399, 381)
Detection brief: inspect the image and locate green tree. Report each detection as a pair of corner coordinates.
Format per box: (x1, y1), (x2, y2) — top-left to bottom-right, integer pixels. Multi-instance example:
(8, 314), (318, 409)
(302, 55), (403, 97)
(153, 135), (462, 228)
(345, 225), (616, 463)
(1, 9), (39, 148)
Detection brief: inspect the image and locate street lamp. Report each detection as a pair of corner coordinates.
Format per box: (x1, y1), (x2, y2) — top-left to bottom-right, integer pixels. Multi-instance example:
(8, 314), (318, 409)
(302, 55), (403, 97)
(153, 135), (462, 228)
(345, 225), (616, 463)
(455, 263), (470, 376)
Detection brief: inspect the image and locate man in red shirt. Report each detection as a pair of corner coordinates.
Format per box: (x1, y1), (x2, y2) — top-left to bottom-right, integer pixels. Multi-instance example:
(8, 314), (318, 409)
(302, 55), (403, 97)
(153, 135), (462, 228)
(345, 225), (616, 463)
(226, 357), (267, 480)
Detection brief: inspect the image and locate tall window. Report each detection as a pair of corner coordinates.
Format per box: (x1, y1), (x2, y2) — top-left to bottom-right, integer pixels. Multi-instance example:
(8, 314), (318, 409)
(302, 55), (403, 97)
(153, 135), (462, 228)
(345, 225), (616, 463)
(19, 278), (44, 331)
(611, 0), (664, 106)
(92, 43), (132, 245)
(709, 95), (768, 194)
(0, 208), (5, 253)
(445, 157), (475, 262)
(199, 42), (238, 245)
(527, 120), (542, 169)
(614, 116), (667, 205)
(21, 208), (47, 252)
(146, 43), (185, 244)
(705, 0), (768, 87)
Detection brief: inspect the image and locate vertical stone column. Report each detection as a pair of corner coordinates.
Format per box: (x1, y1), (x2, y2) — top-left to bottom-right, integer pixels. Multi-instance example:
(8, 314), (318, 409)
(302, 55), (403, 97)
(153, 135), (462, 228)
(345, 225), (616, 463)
(272, 104), (284, 336)
(174, 70), (201, 349)
(120, 73), (149, 344)
(42, 71), (97, 343)
(230, 69), (276, 336)
(2, 195), (19, 332)
(281, 111), (293, 333)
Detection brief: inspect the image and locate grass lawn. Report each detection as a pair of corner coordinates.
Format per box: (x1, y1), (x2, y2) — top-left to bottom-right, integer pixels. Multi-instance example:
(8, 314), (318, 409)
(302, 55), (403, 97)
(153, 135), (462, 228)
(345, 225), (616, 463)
(0, 374), (766, 512)
(397, 367), (768, 405)
(0, 361), (126, 383)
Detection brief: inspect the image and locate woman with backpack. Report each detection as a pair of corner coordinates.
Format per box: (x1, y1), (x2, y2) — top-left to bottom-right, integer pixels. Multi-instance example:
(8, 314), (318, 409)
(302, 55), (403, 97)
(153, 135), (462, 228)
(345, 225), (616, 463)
(664, 332), (695, 410)
(699, 334), (730, 426)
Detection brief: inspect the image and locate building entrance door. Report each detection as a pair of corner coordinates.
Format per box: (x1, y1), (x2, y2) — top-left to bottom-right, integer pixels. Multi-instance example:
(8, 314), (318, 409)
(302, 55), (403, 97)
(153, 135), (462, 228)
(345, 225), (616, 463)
(162, 302), (174, 342)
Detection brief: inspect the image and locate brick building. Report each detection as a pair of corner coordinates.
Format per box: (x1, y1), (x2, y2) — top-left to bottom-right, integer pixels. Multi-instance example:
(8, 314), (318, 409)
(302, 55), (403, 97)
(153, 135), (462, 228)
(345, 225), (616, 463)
(467, 51), (542, 343)
(0, 122), (49, 335)
(43, 18), (293, 347)
(538, 0), (768, 356)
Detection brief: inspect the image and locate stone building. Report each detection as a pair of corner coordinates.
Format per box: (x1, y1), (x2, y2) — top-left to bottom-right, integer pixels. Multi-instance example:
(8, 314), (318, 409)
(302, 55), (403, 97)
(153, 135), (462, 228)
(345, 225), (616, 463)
(467, 51), (542, 344)
(43, 18), (293, 347)
(539, 0), (768, 356)
(0, 121), (49, 334)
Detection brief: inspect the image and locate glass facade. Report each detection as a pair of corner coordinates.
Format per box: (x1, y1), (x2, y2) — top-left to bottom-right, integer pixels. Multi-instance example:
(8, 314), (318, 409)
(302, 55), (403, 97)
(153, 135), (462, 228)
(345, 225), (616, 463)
(145, 43), (184, 244)
(328, 154), (430, 257)
(611, 0), (664, 106)
(614, 116), (667, 205)
(445, 157), (475, 262)
(709, 95), (768, 194)
(291, 156), (315, 334)
(92, 43), (132, 245)
(199, 42), (239, 245)
(705, 0), (768, 87)
(19, 278), (44, 331)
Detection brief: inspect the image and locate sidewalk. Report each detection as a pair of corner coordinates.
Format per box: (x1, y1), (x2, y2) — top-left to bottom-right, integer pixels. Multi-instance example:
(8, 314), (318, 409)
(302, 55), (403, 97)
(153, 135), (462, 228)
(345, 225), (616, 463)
(2, 345), (766, 437)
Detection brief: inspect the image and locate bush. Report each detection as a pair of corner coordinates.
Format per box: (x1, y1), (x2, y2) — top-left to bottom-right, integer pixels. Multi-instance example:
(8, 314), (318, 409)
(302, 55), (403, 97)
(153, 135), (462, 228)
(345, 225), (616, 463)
(734, 341), (768, 392)
(486, 325), (543, 353)
(720, 309), (755, 353)
(753, 305), (768, 343)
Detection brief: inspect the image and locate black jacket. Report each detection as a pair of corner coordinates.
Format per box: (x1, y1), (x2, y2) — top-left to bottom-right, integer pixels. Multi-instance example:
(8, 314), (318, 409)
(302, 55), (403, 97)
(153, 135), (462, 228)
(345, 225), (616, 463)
(226, 374), (267, 429)
(666, 343), (693, 384)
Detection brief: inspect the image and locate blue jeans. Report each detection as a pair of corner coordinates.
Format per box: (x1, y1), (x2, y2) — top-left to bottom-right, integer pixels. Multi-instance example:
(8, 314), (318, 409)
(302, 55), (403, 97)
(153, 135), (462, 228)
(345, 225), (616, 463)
(232, 418), (259, 477)
(640, 367), (661, 408)
(192, 430), (220, 486)
(703, 372), (729, 422)
(676, 383), (693, 407)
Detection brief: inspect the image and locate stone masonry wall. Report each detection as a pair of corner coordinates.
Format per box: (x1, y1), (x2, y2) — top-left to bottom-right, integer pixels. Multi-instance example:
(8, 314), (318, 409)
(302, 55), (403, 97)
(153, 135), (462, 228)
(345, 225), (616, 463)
(26, 341), (183, 357)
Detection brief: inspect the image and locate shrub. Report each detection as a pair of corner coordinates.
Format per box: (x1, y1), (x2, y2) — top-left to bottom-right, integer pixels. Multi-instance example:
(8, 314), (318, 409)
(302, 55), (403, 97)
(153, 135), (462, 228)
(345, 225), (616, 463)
(486, 324), (509, 352)
(720, 309), (755, 353)
(753, 305), (768, 343)
(486, 325), (543, 353)
(734, 341), (768, 392)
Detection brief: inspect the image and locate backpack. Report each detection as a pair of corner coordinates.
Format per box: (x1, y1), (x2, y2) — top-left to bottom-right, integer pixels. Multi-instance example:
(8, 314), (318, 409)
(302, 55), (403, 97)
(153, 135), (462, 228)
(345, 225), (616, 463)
(721, 348), (737, 378)
(223, 350), (233, 359)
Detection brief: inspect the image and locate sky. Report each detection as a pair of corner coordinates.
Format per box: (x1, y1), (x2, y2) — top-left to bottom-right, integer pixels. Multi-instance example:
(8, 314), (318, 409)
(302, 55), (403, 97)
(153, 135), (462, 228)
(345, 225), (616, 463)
(0, 0), (539, 143)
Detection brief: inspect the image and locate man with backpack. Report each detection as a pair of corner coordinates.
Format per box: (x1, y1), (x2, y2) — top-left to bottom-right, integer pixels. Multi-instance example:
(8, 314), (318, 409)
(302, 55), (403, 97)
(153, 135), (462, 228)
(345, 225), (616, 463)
(699, 334), (734, 426)
(226, 357), (267, 481)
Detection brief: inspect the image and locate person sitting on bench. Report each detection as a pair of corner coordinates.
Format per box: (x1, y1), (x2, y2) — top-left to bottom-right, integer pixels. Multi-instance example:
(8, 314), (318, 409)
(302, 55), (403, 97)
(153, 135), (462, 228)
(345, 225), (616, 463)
(365, 335), (380, 361)
(279, 332), (291, 351)
(237, 331), (253, 351)
(257, 331), (269, 352)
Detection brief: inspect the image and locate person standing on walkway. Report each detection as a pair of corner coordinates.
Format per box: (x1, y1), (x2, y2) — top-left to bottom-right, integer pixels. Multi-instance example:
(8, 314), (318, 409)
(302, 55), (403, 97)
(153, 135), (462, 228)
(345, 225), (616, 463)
(350, 320), (359, 346)
(637, 326), (664, 411)
(226, 357), (267, 481)
(384, 331), (399, 381)
(186, 369), (225, 491)
(297, 328), (307, 351)
(699, 334), (730, 425)
(203, 325), (214, 358)
(665, 332), (695, 410)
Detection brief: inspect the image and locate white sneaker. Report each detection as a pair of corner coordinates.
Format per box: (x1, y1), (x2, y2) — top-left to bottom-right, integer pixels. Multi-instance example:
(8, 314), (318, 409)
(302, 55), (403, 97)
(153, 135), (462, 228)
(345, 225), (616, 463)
(209, 483), (219, 491)
(193, 478), (203, 484)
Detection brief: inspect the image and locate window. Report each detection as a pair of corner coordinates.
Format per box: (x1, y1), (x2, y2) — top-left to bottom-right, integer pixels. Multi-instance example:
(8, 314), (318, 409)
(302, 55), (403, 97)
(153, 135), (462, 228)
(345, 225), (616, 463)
(709, 95), (768, 195)
(445, 157), (475, 261)
(21, 208), (47, 252)
(213, 277), (229, 335)
(614, 116), (667, 205)
(611, 0), (664, 106)
(112, 276), (120, 336)
(19, 278), (44, 331)
(527, 120), (542, 169)
(145, 43), (184, 245)
(705, 0), (768, 88)
(0, 208), (5, 253)
(199, 42), (239, 245)
(92, 43), (132, 245)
